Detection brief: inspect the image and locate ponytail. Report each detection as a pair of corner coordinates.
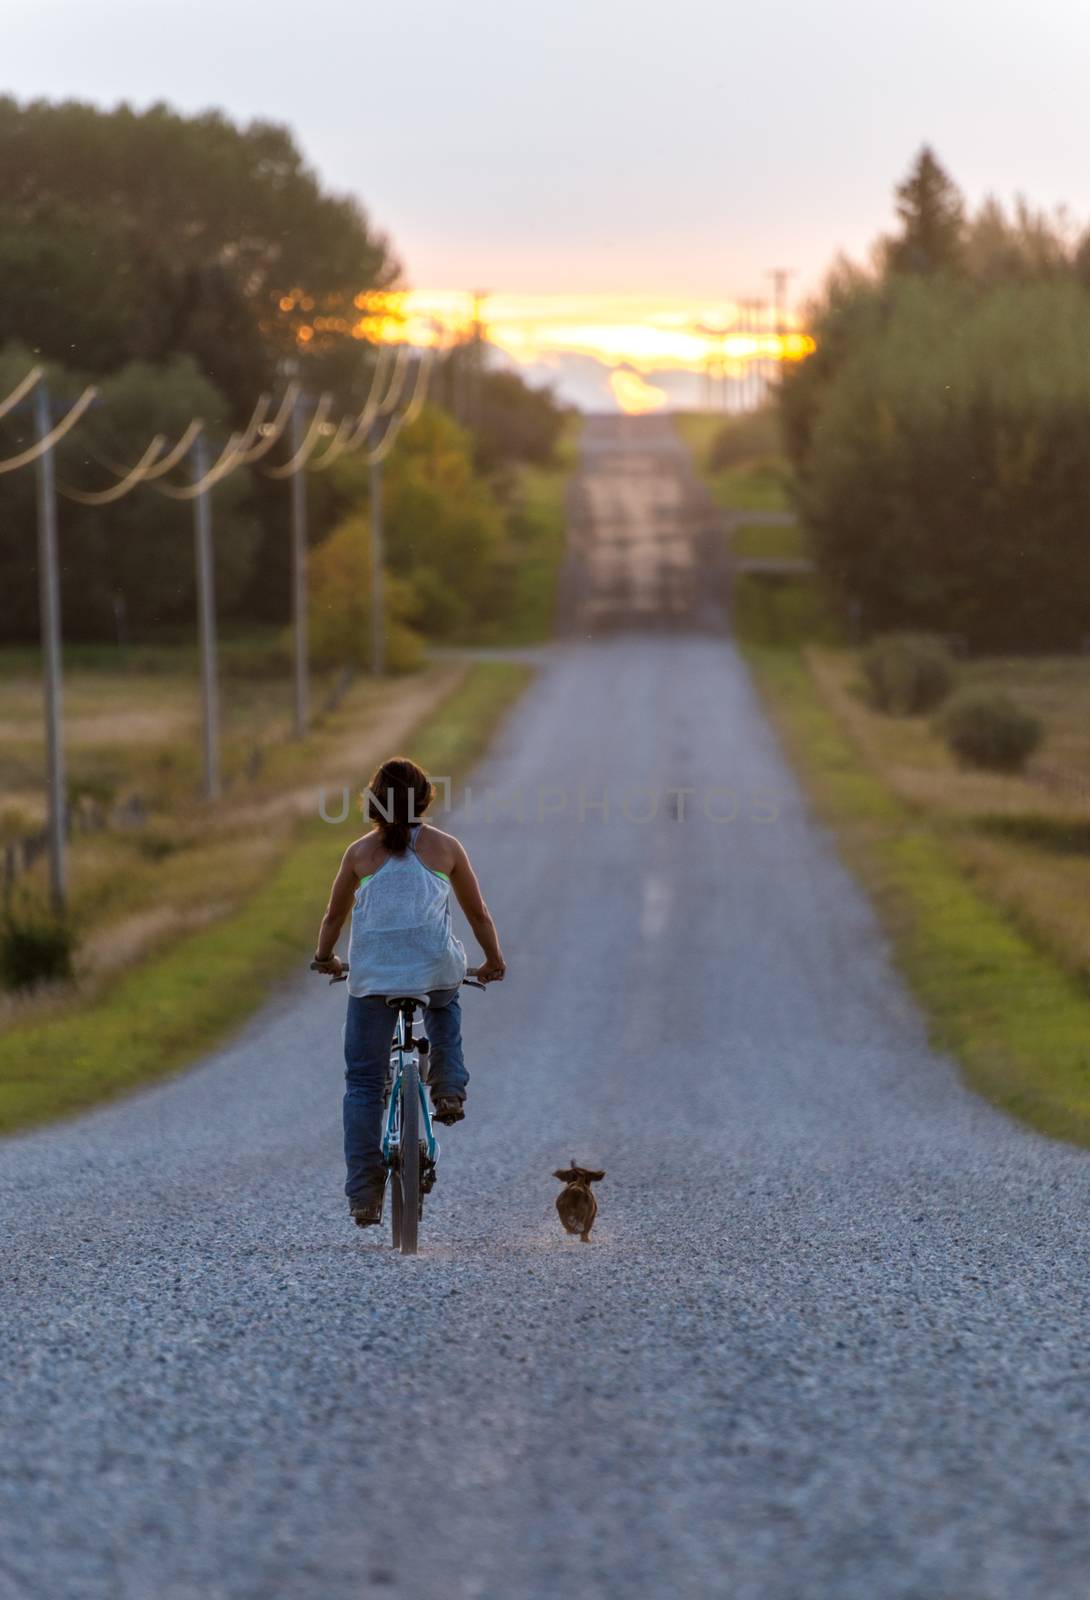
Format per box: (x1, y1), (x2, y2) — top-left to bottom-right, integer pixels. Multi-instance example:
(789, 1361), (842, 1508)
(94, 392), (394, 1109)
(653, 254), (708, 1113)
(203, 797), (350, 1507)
(363, 757), (433, 854)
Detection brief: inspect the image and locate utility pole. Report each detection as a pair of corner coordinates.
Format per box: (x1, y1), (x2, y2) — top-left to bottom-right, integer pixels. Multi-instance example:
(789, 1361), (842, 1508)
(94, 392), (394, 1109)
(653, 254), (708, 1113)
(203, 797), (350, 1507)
(33, 383), (67, 914)
(767, 269), (793, 396)
(192, 434), (221, 802)
(697, 323), (727, 413)
(468, 288), (489, 432)
(289, 394), (309, 737)
(370, 419), (385, 678)
(742, 300), (762, 409)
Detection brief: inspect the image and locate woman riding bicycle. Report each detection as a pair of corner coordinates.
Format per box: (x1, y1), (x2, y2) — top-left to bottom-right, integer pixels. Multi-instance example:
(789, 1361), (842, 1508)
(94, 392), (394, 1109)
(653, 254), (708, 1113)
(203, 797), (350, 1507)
(312, 756), (506, 1226)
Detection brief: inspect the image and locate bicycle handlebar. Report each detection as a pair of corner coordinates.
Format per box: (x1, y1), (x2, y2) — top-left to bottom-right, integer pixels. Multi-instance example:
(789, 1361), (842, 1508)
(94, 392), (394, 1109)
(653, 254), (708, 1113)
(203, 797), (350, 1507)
(309, 960), (487, 990)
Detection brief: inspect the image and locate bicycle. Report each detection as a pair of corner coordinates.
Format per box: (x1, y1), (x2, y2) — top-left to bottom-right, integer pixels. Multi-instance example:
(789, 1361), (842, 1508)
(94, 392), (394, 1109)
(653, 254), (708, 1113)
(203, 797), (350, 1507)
(311, 963), (484, 1255)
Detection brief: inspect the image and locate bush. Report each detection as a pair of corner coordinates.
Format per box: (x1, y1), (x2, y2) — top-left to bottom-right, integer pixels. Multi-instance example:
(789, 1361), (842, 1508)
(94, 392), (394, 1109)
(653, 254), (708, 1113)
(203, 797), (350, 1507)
(308, 514), (423, 674)
(938, 688), (1043, 772)
(469, 366), (567, 472)
(0, 901), (75, 989)
(732, 573), (845, 649)
(329, 406), (513, 644)
(861, 631), (956, 714)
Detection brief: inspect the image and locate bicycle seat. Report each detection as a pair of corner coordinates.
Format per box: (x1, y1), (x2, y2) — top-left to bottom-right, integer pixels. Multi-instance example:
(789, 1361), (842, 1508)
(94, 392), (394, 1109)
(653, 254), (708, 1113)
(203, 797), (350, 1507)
(385, 993), (430, 1010)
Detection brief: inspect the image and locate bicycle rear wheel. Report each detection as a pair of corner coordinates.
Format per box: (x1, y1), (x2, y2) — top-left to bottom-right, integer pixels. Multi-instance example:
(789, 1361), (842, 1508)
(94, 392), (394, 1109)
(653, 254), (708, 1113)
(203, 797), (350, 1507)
(399, 1059), (421, 1255)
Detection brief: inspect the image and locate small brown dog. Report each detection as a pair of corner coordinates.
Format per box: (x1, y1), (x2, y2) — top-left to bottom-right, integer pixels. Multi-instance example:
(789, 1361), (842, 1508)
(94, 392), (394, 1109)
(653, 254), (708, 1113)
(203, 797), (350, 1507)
(554, 1162), (605, 1243)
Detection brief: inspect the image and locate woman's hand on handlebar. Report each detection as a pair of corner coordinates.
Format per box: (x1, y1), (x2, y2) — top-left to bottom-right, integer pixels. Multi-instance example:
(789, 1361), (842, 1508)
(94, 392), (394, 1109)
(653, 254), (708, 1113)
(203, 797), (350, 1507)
(473, 956), (506, 984)
(311, 955), (346, 983)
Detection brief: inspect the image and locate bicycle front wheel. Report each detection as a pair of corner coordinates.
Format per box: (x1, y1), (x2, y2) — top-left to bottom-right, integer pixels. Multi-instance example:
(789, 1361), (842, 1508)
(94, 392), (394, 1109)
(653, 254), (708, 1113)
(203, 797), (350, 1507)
(390, 1159), (403, 1250)
(398, 1058), (421, 1256)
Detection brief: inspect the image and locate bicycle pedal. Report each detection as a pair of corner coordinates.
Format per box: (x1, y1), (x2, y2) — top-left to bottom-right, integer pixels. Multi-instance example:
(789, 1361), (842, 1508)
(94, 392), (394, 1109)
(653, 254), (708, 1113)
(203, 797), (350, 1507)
(432, 1102), (464, 1125)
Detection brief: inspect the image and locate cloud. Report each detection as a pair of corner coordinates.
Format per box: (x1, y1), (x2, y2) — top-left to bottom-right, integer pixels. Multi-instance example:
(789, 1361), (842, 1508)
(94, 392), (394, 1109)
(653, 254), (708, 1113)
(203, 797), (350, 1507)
(609, 366), (669, 414)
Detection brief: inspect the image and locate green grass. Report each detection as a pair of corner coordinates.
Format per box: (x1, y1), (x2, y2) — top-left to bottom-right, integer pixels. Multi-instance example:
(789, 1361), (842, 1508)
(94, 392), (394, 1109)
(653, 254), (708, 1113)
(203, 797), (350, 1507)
(972, 814), (1090, 857)
(0, 626), (292, 681)
(0, 661), (531, 1133)
(672, 411), (724, 466)
(503, 460), (572, 643)
(708, 459), (792, 513)
(745, 640), (1090, 1149)
(673, 409), (794, 515)
(732, 520), (809, 561)
(732, 572), (844, 649)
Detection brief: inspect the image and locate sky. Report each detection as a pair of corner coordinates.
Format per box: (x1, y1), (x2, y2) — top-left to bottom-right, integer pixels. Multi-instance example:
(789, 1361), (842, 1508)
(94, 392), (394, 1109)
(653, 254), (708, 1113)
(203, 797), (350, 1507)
(7, 0), (1090, 409)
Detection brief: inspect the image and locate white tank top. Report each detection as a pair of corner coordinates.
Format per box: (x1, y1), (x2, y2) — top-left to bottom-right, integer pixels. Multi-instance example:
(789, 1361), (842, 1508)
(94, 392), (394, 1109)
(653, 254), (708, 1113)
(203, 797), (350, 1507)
(347, 825), (467, 999)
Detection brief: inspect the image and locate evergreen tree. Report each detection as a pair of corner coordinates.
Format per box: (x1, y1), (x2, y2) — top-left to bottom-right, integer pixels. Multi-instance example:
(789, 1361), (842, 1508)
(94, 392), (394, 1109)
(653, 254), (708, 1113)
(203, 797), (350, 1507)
(885, 147), (965, 275)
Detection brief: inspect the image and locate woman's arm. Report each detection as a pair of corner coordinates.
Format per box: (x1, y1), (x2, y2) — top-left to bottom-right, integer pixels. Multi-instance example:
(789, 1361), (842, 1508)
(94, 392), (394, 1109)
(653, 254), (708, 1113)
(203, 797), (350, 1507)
(450, 841), (506, 982)
(313, 847), (360, 974)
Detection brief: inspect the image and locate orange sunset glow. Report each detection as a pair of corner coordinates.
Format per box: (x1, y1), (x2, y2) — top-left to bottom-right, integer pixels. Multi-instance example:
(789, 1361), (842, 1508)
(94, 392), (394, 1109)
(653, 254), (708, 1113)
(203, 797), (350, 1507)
(356, 290), (814, 412)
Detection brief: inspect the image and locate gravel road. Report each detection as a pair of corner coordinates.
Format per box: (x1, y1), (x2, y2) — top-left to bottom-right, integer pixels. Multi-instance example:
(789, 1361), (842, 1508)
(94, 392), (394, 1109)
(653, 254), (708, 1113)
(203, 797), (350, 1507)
(4, 417), (1090, 1600)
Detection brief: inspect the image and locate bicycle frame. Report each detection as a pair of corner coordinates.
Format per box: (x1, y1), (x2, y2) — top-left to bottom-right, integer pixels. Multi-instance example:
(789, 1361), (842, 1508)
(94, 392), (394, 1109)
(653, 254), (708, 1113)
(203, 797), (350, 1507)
(381, 1007), (439, 1170)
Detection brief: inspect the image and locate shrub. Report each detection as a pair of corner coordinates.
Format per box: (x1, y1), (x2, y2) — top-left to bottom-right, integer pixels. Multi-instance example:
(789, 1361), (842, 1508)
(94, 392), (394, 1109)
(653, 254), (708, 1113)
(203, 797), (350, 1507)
(137, 831), (180, 861)
(329, 406), (513, 644)
(0, 900), (75, 989)
(861, 631), (956, 714)
(67, 774), (117, 809)
(308, 514), (423, 674)
(938, 689), (1043, 772)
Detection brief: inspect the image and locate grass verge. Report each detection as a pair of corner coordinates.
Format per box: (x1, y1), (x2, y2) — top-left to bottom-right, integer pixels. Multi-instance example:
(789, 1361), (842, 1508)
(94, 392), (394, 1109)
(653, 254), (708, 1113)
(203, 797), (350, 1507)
(673, 409), (795, 514)
(732, 520), (810, 562)
(745, 640), (1090, 1148)
(0, 661), (531, 1134)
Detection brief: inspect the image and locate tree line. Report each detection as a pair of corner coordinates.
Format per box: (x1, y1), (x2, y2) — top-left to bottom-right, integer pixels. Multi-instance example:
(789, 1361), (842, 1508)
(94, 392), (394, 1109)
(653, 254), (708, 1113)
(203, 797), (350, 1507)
(0, 97), (566, 647)
(781, 147), (1090, 651)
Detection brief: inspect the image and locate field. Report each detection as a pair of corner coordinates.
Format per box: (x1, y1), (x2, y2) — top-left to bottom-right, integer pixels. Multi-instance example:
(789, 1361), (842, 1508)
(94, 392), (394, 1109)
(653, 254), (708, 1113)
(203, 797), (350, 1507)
(0, 657), (531, 1130)
(0, 646), (461, 996)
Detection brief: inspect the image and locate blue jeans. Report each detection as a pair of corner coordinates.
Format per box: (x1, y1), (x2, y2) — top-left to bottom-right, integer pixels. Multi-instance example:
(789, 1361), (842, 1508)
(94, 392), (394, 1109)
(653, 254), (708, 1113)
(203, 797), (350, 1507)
(343, 988), (469, 1200)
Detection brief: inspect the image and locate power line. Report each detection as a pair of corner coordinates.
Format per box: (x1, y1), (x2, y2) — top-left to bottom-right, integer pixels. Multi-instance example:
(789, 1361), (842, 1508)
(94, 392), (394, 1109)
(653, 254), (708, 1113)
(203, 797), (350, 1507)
(156, 430), (247, 499)
(309, 347), (395, 471)
(376, 343), (412, 416)
(0, 386), (97, 475)
(134, 420), (206, 482)
(155, 392), (273, 499)
(61, 434), (169, 505)
(230, 387), (298, 466)
(363, 349), (433, 467)
(263, 392), (334, 479)
(0, 365), (44, 424)
(71, 419), (206, 494)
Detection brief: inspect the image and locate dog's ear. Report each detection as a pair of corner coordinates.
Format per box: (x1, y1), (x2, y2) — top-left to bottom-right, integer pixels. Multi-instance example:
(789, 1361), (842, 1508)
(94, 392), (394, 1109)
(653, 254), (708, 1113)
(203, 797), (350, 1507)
(553, 1168), (575, 1183)
(583, 1169), (605, 1183)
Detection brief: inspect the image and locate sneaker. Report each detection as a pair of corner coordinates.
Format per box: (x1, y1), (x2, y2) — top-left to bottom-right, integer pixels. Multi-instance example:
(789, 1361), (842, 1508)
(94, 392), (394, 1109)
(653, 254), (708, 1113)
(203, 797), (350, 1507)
(349, 1180), (386, 1227)
(432, 1096), (465, 1126)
